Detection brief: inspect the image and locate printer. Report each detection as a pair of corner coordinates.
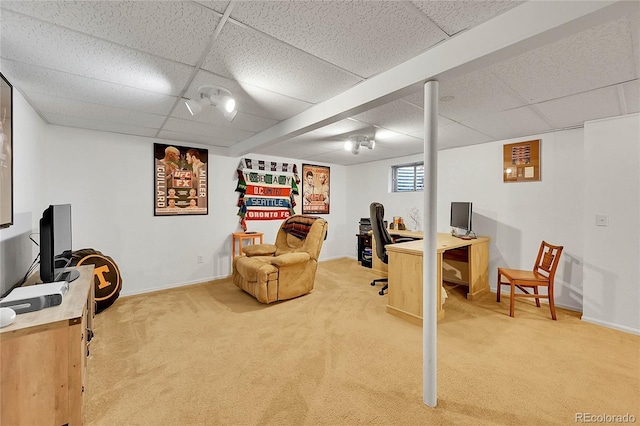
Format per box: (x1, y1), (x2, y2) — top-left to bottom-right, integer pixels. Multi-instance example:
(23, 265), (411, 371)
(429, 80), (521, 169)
(359, 218), (371, 234)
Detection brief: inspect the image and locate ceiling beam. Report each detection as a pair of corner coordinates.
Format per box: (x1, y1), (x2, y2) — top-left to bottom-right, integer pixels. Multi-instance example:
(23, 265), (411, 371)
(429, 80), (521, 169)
(229, 1), (635, 157)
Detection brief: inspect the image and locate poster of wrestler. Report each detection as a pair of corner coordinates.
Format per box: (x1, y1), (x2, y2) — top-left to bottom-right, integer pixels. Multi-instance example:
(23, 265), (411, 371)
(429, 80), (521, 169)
(302, 164), (330, 215)
(154, 143), (208, 216)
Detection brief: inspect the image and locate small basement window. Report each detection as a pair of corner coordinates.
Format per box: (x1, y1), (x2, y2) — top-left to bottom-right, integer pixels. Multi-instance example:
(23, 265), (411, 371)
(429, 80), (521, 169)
(392, 162), (424, 192)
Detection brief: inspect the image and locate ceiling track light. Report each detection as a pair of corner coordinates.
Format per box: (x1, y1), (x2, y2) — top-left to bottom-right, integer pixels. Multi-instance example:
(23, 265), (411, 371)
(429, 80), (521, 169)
(344, 134), (375, 155)
(185, 85), (238, 122)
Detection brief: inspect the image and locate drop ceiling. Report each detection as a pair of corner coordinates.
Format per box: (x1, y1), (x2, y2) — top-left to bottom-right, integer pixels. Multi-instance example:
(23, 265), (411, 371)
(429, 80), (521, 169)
(1, 1), (638, 166)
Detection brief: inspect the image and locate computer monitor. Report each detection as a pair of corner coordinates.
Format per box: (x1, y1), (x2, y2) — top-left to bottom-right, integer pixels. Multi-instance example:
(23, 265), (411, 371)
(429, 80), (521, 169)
(450, 202), (473, 237)
(39, 204), (79, 283)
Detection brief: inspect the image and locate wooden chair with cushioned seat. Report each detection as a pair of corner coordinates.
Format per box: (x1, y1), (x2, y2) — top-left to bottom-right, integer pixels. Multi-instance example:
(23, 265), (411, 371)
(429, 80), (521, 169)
(497, 241), (564, 320)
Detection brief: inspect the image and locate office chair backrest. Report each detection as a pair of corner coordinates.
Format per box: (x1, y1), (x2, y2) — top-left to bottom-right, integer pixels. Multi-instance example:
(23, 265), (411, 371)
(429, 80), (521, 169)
(370, 202), (393, 263)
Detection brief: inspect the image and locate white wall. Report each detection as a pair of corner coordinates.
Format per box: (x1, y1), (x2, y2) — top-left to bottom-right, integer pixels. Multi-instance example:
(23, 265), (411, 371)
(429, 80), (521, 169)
(438, 130), (586, 312)
(345, 152), (425, 238)
(4, 91), (637, 333)
(348, 129), (586, 313)
(42, 126), (349, 296)
(582, 114), (640, 334)
(0, 90), (47, 295)
(347, 119), (640, 333)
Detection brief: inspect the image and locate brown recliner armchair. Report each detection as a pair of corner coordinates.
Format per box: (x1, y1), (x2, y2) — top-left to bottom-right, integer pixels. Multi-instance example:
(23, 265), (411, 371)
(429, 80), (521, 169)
(232, 215), (328, 303)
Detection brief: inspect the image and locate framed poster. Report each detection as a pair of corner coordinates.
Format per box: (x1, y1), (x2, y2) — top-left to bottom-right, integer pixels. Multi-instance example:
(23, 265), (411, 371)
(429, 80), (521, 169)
(154, 143), (208, 216)
(503, 139), (541, 183)
(0, 73), (13, 228)
(302, 164), (329, 214)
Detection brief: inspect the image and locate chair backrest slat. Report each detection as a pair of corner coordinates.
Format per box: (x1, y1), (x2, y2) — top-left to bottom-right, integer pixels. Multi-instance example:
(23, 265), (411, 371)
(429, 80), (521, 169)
(534, 241), (564, 280)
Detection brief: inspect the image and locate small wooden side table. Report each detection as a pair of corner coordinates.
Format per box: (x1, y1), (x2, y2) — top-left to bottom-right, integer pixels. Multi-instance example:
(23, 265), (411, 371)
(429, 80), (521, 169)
(232, 232), (264, 257)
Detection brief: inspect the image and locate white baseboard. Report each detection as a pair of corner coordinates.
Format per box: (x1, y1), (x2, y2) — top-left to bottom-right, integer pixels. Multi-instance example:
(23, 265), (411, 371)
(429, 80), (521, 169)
(320, 255), (355, 261)
(120, 274), (231, 298)
(581, 316), (640, 335)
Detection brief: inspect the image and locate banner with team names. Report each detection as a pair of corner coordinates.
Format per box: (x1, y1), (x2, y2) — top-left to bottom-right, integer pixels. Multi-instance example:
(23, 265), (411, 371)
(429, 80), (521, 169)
(236, 160), (298, 230)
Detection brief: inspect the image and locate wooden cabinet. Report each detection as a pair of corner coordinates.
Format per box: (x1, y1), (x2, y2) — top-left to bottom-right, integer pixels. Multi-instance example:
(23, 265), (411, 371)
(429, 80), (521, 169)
(0, 265), (95, 425)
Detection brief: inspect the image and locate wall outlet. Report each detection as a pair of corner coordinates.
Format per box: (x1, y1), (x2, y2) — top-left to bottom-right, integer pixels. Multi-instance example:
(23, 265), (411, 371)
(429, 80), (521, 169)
(595, 214), (608, 227)
(197, 255), (204, 263)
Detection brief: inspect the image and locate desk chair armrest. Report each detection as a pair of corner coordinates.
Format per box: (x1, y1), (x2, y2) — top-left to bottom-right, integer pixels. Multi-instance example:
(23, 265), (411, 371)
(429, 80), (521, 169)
(392, 237), (415, 243)
(270, 252), (311, 266)
(243, 244), (277, 257)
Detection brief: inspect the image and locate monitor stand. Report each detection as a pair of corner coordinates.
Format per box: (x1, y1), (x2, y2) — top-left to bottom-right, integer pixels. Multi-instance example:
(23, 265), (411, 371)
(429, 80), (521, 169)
(55, 268), (80, 283)
(451, 228), (475, 239)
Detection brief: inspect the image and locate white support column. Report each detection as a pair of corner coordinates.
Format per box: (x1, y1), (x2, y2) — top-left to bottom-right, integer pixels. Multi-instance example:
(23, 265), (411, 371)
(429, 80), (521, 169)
(423, 80), (438, 408)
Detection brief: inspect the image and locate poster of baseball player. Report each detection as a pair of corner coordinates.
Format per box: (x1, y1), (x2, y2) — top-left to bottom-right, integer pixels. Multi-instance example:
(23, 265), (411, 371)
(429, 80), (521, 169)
(301, 164), (330, 215)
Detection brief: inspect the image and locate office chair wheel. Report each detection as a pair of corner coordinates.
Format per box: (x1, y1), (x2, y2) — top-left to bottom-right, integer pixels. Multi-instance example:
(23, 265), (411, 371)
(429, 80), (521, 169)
(378, 289), (385, 296)
(370, 281), (376, 286)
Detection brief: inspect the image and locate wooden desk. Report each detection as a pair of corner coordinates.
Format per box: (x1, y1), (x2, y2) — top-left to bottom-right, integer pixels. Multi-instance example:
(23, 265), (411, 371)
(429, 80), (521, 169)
(385, 233), (490, 326)
(232, 232), (264, 257)
(371, 229), (423, 274)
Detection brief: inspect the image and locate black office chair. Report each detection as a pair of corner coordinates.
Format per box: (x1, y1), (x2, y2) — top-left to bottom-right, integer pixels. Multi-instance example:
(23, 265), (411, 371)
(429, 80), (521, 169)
(369, 202), (413, 296)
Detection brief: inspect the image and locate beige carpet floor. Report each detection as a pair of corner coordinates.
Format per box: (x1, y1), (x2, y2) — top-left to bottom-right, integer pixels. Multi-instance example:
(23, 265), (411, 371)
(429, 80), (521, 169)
(84, 258), (639, 425)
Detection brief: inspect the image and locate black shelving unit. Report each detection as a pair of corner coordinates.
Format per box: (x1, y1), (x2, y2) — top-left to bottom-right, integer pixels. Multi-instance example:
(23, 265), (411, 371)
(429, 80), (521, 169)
(356, 233), (372, 268)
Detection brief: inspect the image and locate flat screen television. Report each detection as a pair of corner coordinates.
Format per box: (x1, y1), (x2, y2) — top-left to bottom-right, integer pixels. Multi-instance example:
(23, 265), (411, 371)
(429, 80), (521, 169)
(450, 202), (473, 237)
(39, 204), (79, 283)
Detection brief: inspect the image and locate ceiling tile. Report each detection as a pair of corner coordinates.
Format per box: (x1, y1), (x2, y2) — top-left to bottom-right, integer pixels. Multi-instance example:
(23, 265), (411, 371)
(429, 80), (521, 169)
(410, 1), (523, 36)
(163, 117), (255, 146)
(374, 132), (424, 149)
(42, 112), (158, 138)
(535, 86), (622, 129)
(228, 1), (446, 78)
(195, 1), (229, 15)
(373, 137), (425, 157)
(351, 100), (424, 135)
(2, 1), (222, 65)
(306, 119), (373, 139)
(27, 91), (166, 129)
(201, 21), (363, 103)
(402, 90), (478, 126)
(490, 16), (637, 103)
(157, 130), (233, 152)
(1, 60), (178, 115)
(435, 70), (526, 121)
(156, 130), (232, 149)
(433, 123), (494, 150)
(254, 136), (337, 159)
(414, 112), (570, 149)
(305, 149), (384, 166)
(460, 106), (553, 141)
(1, 11), (193, 95)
